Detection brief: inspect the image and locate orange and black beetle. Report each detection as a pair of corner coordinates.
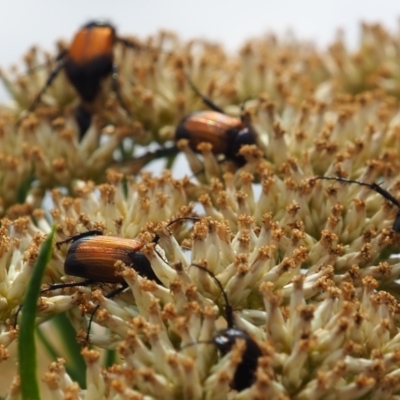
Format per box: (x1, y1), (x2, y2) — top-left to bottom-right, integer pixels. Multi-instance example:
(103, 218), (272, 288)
(56, 229), (162, 285)
(188, 264), (262, 391)
(14, 218), (199, 338)
(28, 20), (141, 138)
(54, 217), (198, 290)
(37, 229), (161, 340)
(13, 228), (161, 335)
(176, 75), (258, 166)
(44, 217), (198, 339)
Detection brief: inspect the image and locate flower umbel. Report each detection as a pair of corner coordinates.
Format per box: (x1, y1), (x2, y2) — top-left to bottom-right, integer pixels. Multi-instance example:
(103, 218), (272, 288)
(3, 21), (400, 400)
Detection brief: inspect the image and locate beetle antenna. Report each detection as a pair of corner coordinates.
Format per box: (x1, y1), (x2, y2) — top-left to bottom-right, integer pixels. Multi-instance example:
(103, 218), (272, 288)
(56, 230), (103, 249)
(151, 217), (199, 265)
(153, 217), (200, 245)
(316, 176), (400, 232)
(184, 72), (225, 113)
(316, 176), (400, 207)
(190, 263), (234, 328)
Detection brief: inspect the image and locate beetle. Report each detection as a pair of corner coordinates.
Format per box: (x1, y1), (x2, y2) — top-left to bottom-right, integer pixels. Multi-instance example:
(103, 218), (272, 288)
(54, 229), (162, 285)
(14, 217), (198, 338)
(27, 229), (161, 340)
(187, 263), (262, 391)
(26, 20), (143, 138)
(176, 74), (258, 166)
(73, 104), (93, 138)
(316, 176), (400, 232)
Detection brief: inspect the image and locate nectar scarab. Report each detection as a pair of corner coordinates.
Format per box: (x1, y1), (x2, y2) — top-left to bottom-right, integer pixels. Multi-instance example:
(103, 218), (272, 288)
(26, 20), (147, 138)
(55, 229), (162, 285)
(14, 217), (199, 341)
(46, 229), (162, 340)
(187, 263), (263, 391)
(175, 73), (258, 166)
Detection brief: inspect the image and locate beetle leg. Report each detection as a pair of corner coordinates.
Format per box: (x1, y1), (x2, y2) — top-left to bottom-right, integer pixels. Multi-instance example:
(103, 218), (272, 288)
(24, 49), (67, 75)
(184, 72), (225, 114)
(116, 145), (180, 175)
(86, 282), (128, 342)
(27, 58), (66, 113)
(12, 278), (95, 327)
(41, 279), (95, 294)
(117, 37), (172, 56)
(55, 230), (103, 249)
(116, 37), (141, 51)
(111, 63), (135, 119)
(187, 157), (227, 180)
(13, 305), (22, 328)
(165, 216), (200, 230)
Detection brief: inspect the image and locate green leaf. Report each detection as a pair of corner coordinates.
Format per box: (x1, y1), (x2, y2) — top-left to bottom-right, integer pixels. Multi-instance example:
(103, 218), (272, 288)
(18, 225), (56, 400)
(16, 173), (35, 204)
(104, 349), (116, 368)
(36, 315), (87, 388)
(52, 313), (86, 387)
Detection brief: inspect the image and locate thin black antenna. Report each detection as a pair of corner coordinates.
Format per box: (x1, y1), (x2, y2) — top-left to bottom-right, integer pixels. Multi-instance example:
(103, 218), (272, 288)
(316, 176), (400, 232)
(152, 217), (200, 264)
(180, 339), (214, 350)
(152, 217), (200, 245)
(316, 176), (400, 207)
(190, 263), (234, 328)
(166, 217), (200, 229)
(184, 72), (225, 113)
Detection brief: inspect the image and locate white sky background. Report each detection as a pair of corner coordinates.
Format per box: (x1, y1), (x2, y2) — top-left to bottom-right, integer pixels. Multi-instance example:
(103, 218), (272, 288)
(1, 0), (400, 83)
(0, 1), (395, 289)
(1, 0), (399, 176)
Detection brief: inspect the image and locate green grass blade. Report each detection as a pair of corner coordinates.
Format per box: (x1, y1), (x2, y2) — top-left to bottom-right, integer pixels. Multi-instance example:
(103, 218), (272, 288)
(18, 226), (56, 400)
(36, 326), (58, 360)
(51, 313), (86, 386)
(36, 317), (86, 388)
(104, 349), (116, 368)
(16, 174), (35, 204)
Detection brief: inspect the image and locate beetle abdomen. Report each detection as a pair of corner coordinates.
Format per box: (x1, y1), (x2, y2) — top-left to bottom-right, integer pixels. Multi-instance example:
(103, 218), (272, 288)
(65, 236), (144, 283)
(68, 25), (115, 65)
(65, 56), (113, 102)
(215, 328), (262, 391)
(176, 111), (243, 154)
(65, 24), (115, 102)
